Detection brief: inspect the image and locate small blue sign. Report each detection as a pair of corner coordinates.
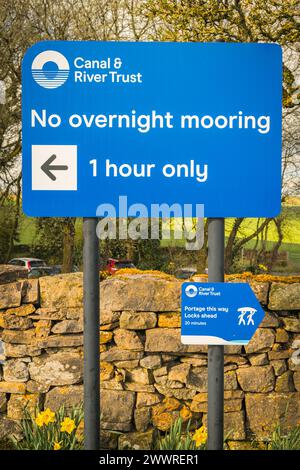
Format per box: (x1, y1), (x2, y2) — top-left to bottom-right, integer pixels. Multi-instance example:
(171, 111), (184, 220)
(181, 282), (265, 345)
(22, 41), (282, 217)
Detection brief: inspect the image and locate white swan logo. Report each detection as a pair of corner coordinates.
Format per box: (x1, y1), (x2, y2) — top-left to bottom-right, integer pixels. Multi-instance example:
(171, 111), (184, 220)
(31, 51), (69, 89)
(185, 284), (198, 298)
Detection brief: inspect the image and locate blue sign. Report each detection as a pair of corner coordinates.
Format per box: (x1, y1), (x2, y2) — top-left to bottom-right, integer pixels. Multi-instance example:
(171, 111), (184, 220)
(181, 282), (265, 345)
(22, 42), (282, 217)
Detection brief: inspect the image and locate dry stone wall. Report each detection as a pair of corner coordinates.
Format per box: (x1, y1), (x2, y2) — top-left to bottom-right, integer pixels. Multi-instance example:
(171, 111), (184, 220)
(0, 272), (299, 450)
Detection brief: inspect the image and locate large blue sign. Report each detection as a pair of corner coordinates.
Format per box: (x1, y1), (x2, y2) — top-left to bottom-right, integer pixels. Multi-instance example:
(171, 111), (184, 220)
(181, 282), (265, 345)
(22, 42), (282, 217)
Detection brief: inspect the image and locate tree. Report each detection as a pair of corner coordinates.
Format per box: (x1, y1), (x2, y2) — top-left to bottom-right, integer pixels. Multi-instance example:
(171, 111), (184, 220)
(0, 2), (24, 259)
(0, 199), (20, 262)
(143, 0), (300, 271)
(31, 218), (64, 264)
(1, 0), (299, 272)
(0, 0), (134, 269)
(62, 218), (76, 272)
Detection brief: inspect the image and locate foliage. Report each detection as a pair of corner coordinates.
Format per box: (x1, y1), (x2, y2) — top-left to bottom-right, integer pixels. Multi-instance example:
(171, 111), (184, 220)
(115, 267), (300, 284)
(100, 238), (128, 262)
(145, 0), (300, 108)
(31, 218), (64, 264)
(143, 0), (300, 272)
(12, 405), (83, 450)
(0, 0), (299, 274)
(209, 272), (300, 284)
(156, 418), (300, 451)
(73, 222), (84, 267)
(228, 260), (269, 275)
(115, 267), (175, 281)
(99, 218), (165, 270)
(155, 418), (206, 450)
(135, 239), (166, 271)
(100, 270), (110, 281)
(267, 425), (300, 450)
(31, 217), (77, 272)
(0, 438), (15, 450)
(0, 203), (19, 262)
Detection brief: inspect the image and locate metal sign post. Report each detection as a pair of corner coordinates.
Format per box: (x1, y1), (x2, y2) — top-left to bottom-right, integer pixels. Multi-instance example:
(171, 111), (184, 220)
(207, 218), (224, 450)
(182, 222), (265, 448)
(83, 217), (100, 450)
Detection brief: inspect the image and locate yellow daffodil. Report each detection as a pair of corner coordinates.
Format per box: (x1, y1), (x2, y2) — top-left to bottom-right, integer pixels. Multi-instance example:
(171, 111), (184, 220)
(53, 441), (62, 450)
(35, 413), (45, 427)
(258, 264), (267, 271)
(60, 417), (76, 434)
(42, 408), (56, 425)
(192, 425), (208, 447)
(34, 408), (56, 427)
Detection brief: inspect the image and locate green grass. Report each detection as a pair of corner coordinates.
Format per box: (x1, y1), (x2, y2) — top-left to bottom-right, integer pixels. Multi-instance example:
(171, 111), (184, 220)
(17, 215), (83, 247)
(161, 234), (300, 266)
(18, 215), (37, 245)
(243, 239), (300, 263)
(159, 206), (300, 270)
(225, 206), (300, 245)
(268, 424), (300, 450)
(16, 205), (300, 245)
(160, 206), (300, 246)
(13, 205), (300, 271)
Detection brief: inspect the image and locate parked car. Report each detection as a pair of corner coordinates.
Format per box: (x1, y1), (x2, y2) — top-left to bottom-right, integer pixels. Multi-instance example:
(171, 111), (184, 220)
(8, 257), (47, 272)
(175, 267), (197, 279)
(51, 265), (79, 275)
(105, 258), (136, 275)
(28, 267), (56, 278)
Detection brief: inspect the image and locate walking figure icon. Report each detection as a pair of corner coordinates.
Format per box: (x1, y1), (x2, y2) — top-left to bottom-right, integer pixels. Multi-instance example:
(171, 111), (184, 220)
(237, 307), (257, 326)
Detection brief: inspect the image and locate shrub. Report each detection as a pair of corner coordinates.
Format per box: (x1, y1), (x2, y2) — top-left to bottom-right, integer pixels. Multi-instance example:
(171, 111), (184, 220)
(155, 417), (207, 451)
(12, 405), (83, 450)
(0, 438), (15, 450)
(267, 425), (300, 450)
